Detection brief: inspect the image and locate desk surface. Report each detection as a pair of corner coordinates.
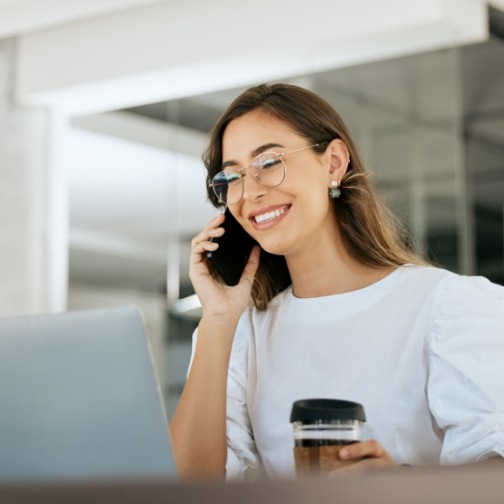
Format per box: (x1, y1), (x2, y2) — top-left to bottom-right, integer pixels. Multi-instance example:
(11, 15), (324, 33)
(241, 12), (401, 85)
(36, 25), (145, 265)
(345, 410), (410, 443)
(0, 463), (503, 504)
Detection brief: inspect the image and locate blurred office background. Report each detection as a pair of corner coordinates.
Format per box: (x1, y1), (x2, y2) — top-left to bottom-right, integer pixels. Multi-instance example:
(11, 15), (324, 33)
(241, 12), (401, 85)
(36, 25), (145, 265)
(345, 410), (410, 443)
(1, 0), (503, 418)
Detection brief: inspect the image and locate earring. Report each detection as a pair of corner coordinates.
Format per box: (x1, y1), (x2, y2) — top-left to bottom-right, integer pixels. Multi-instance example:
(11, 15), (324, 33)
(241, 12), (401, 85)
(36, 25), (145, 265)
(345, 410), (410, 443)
(329, 180), (341, 199)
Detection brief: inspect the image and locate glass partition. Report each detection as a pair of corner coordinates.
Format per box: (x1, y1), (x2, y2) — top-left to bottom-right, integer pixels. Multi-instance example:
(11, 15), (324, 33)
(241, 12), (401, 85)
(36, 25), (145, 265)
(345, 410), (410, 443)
(312, 47), (466, 272)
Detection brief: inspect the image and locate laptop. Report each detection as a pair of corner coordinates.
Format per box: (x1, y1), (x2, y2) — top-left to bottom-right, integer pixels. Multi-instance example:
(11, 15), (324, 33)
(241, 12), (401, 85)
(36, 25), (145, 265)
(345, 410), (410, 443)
(0, 306), (177, 482)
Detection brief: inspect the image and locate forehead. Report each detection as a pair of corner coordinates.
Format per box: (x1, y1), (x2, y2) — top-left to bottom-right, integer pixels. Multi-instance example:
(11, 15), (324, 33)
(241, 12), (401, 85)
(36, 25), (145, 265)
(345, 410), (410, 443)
(221, 109), (299, 161)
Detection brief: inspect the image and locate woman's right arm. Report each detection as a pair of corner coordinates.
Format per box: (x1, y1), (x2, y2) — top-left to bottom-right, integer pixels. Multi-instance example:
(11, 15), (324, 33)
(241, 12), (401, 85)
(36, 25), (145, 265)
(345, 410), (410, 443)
(169, 213), (260, 479)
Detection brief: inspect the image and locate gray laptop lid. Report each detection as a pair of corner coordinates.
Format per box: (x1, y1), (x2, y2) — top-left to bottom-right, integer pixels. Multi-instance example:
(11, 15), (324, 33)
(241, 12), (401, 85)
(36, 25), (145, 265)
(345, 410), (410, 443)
(0, 306), (177, 482)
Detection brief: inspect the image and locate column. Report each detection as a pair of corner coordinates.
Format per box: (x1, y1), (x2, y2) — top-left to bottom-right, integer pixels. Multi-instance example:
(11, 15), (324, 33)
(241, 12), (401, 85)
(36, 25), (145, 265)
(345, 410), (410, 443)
(0, 38), (67, 317)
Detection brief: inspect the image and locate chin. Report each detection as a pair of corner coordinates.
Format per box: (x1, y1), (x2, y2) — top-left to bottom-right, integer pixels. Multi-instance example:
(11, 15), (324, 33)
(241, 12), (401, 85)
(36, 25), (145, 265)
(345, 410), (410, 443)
(258, 240), (290, 257)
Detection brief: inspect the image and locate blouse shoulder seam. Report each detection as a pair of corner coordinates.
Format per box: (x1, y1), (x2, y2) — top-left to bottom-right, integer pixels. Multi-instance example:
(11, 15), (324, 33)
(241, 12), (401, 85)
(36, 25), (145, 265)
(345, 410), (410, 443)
(426, 270), (459, 348)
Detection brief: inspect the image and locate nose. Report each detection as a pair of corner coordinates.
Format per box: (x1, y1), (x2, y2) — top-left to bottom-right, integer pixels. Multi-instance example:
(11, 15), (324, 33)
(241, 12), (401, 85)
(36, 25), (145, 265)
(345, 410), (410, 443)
(242, 172), (267, 202)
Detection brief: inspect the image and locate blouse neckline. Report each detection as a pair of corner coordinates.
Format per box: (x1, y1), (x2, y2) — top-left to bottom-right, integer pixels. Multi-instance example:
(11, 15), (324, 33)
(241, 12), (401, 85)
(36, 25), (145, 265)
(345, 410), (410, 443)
(278, 265), (414, 319)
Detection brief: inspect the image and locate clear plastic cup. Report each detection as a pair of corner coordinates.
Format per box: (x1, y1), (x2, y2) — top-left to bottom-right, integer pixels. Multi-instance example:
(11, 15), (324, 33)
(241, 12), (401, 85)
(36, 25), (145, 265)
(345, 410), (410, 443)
(290, 398), (366, 476)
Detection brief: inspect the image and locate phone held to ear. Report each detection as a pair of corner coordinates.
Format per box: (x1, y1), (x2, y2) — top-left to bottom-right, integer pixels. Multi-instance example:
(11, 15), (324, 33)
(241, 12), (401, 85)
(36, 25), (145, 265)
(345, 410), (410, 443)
(206, 209), (257, 286)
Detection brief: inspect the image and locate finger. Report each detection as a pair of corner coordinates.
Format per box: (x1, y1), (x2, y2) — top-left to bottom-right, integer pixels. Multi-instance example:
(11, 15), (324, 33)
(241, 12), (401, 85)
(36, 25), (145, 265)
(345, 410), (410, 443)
(190, 236), (216, 256)
(239, 246), (261, 284)
(190, 225), (225, 251)
(189, 239), (218, 273)
(338, 440), (392, 462)
(196, 228), (225, 246)
(190, 213), (225, 242)
(328, 457), (393, 478)
(206, 211), (225, 230)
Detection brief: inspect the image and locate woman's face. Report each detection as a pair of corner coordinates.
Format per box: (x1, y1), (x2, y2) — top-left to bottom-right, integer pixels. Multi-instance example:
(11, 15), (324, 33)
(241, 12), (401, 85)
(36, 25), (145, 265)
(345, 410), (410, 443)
(221, 108), (348, 258)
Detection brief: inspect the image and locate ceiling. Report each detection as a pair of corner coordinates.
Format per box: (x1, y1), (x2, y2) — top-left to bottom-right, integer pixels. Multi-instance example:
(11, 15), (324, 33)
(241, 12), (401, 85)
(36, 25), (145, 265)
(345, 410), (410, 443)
(0, 0), (167, 38)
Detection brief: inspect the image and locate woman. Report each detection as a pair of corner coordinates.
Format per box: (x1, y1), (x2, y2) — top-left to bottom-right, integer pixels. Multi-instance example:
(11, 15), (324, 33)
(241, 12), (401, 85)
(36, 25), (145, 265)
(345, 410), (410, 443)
(170, 83), (504, 480)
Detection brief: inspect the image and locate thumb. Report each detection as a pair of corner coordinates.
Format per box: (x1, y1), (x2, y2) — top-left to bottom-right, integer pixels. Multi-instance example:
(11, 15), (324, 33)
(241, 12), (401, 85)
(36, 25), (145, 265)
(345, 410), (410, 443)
(240, 245), (261, 284)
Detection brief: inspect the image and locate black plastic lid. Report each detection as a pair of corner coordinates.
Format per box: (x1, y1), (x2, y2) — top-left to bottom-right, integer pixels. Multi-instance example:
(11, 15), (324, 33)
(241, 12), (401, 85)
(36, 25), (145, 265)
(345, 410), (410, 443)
(290, 398), (366, 423)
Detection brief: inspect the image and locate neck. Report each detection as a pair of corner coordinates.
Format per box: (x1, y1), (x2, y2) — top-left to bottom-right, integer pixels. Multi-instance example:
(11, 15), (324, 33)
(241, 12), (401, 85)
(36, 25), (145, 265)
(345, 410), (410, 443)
(286, 228), (395, 298)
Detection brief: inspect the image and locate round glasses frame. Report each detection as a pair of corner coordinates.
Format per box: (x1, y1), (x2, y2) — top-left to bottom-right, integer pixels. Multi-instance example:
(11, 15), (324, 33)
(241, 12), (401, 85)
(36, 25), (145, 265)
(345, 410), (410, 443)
(209, 143), (322, 205)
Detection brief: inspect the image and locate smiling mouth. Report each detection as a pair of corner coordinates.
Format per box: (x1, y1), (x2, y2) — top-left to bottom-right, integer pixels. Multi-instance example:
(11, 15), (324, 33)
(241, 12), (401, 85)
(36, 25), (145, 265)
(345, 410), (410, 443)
(254, 206), (289, 224)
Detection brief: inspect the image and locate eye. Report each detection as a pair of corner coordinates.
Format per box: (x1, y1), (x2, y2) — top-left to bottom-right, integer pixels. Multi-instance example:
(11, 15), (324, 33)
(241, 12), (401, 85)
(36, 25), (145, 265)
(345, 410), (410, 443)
(223, 170), (242, 186)
(213, 170), (239, 186)
(254, 153), (282, 170)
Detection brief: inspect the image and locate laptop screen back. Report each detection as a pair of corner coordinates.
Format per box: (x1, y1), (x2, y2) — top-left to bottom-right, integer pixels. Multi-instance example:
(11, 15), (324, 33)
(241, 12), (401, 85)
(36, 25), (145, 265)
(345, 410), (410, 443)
(0, 306), (177, 482)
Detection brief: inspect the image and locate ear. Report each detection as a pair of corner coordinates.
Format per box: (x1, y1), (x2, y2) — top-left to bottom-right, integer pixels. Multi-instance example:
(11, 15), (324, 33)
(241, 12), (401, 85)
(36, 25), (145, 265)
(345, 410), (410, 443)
(327, 139), (350, 183)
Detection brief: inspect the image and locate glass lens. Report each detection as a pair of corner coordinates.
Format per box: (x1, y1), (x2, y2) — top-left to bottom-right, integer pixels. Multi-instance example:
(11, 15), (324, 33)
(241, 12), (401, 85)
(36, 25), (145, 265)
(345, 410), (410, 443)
(211, 153), (285, 204)
(211, 170), (242, 204)
(252, 152), (285, 187)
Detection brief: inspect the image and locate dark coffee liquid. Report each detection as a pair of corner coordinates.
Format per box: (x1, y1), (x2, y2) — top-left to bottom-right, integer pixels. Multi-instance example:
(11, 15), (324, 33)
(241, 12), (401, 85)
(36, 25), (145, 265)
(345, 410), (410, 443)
(295, 439), (357, 447)
(293, 440), (358, 476)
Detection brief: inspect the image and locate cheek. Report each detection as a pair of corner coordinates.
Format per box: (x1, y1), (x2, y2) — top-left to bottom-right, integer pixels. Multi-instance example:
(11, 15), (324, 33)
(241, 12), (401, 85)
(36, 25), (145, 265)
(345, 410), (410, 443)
(293, 173), (330, 202)
(289, 162), (328, 189)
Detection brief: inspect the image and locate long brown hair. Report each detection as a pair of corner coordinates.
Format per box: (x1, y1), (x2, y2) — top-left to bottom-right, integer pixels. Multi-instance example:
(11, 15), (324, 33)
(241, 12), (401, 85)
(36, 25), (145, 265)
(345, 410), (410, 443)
(203, 83), (426, 310)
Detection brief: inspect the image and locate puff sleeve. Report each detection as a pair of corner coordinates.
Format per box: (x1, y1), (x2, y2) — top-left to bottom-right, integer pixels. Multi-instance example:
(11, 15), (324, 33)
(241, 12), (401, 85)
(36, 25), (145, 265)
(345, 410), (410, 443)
(427, 275), (504, 464)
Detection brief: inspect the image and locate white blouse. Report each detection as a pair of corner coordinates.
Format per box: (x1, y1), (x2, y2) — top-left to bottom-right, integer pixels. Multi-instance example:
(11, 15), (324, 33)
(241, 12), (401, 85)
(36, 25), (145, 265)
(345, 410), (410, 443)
(191, 265), (504, 479)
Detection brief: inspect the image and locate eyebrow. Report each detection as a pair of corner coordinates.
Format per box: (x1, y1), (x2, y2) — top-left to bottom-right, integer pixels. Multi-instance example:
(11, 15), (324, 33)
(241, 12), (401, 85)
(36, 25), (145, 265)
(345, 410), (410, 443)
(221, 143), (285, 170)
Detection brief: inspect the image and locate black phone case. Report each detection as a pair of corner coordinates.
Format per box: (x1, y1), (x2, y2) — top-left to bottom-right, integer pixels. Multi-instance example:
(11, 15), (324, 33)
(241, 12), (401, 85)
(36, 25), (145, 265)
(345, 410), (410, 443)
(207, 210), (257, 286)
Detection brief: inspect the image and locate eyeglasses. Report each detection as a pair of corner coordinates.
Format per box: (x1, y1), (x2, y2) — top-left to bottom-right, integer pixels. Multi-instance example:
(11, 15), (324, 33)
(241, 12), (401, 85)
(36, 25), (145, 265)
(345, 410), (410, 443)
(209, 144), (322, 205)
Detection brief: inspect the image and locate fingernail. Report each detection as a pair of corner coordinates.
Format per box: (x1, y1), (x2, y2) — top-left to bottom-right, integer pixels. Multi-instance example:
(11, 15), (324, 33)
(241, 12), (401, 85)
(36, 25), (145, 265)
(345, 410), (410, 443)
(339, 448), (349, 459)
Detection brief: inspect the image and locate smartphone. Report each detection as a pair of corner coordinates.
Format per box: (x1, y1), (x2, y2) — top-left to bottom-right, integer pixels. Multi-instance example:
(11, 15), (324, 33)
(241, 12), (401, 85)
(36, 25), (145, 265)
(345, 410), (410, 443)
(207, 209), (257, 286)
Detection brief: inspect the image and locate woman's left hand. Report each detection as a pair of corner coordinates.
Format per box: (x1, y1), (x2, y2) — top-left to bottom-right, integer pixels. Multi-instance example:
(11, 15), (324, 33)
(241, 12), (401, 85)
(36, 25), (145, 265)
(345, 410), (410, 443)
(328, 440), (395, 477)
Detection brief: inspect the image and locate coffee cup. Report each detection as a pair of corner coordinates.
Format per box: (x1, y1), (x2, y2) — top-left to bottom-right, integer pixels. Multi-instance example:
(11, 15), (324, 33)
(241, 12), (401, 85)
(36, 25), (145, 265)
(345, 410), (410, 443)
(290, 398), (366, 476)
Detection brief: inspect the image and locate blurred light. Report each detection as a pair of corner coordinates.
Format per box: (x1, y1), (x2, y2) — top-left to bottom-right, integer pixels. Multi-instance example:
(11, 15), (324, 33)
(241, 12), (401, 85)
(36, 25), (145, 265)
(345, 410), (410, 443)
(173, 294), (201, 316)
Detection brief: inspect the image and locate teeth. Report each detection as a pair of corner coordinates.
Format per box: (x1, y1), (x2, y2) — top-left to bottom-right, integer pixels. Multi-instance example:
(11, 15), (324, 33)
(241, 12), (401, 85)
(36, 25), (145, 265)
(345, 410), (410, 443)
(255, 207), (286, 223)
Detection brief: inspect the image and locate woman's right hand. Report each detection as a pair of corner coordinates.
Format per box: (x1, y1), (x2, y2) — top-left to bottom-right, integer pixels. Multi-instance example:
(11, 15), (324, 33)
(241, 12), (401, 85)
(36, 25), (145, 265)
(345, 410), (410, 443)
(189, 212), (260, 319)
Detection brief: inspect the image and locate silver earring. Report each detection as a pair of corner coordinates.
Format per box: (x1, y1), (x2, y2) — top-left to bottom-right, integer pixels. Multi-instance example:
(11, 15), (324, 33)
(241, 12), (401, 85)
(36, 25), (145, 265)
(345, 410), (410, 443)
(329, 180), (341, 199)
